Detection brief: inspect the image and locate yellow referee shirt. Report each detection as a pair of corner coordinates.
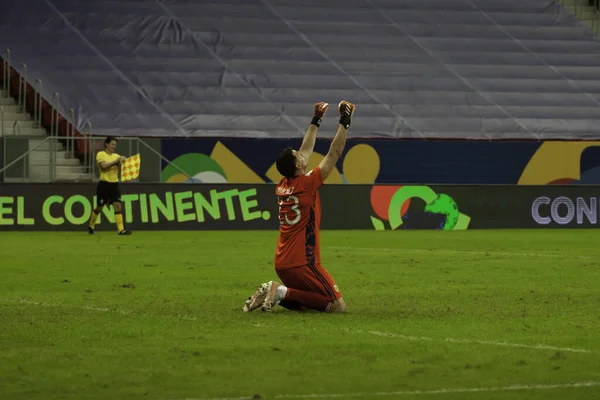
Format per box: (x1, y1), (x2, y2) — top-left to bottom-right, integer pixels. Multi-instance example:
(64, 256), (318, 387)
(96, 151), (121, 183)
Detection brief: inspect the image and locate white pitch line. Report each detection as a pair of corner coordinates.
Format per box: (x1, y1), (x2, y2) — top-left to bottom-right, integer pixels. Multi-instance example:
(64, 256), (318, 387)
(328, 246), (594, 259)
(181, 397), (254, 400)
(181, 381), (600, 400)
(0, 298), (131, 315)
(0, 298), (197, 321)
(180, 397), (251, 400)
(368, 331), (598, 354)
(2, 298), (597, 354)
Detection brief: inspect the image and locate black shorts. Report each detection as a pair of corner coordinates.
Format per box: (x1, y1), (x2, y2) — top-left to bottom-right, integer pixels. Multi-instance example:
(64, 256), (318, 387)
(96, 181), (121, 206)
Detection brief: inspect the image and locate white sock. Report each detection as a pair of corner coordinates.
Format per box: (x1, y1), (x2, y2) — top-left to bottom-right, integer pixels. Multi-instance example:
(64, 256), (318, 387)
(275, 285), (288, 302)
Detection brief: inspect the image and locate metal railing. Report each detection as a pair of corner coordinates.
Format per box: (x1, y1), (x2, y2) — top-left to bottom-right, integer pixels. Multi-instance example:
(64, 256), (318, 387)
(136, 138), (193, 182)
(34, 79), (42, 128)
(0, 134), (84, 183)
(1, 49), (44, 138)
(83, 135), (193, 183)
(0, 126), (46, 183)
(1, 49), (8, 138)
(1, 132), (194, 183)
(17, 63), (27, 113)
(83, 122), (91, 174)
(2, 49), (9, 95)
(50, 92), (59, 137)
(0, 47), (194, 183)
(85, 136), (139, 181)
(67, 108), (75, 158)
(1, 109), (194, 183)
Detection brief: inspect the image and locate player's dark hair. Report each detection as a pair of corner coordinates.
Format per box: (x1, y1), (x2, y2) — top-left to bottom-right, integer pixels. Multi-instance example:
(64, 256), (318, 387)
(276, 147), (298, 178)
(104, 136), (117, 147)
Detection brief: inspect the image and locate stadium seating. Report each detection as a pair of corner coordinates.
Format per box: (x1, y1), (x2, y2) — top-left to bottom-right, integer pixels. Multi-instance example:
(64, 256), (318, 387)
(1, 0), (600, 140)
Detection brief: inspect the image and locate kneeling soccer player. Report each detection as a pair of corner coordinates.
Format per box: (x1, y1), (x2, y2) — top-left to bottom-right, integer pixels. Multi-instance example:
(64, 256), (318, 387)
(243, 100), (355, 313)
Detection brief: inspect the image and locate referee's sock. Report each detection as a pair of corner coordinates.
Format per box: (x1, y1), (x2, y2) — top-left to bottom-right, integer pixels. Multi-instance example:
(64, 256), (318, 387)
(115, 211), (125, 232)
(89, 211), (100, 229)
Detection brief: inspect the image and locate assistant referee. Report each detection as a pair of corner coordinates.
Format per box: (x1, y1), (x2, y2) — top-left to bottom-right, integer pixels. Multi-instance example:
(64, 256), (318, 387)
(88, 136), (132, 235)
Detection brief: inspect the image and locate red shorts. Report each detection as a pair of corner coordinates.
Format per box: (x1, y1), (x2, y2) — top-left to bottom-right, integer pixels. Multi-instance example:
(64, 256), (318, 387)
(276, 264), (342, 301)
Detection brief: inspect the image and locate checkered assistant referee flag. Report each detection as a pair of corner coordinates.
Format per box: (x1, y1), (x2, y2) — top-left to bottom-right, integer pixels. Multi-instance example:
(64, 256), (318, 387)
(121, 154), (141, 182)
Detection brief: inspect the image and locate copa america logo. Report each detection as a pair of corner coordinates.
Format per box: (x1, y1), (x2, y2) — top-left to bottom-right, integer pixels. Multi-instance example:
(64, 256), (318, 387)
(531, 196), (598, 225)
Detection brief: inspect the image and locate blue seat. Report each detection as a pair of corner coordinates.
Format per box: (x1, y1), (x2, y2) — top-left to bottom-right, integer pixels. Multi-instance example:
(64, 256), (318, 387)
(1, 0), (599, 139)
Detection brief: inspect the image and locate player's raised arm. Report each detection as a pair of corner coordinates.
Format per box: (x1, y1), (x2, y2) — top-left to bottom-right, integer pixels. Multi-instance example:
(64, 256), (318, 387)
(318, 100), (355, 180)
(298, 102), (329, 161)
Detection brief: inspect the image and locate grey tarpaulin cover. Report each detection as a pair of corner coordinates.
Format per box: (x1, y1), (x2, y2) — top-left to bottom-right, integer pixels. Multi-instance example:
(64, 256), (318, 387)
(1, 0), (600, 139)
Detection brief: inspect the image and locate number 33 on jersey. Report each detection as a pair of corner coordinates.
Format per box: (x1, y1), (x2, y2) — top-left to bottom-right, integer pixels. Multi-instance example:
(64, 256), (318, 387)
(274, 167), (325, 269)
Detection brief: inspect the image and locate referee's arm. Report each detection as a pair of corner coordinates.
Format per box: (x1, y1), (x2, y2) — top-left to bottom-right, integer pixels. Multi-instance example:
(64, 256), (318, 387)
(98, 156), (124, 171)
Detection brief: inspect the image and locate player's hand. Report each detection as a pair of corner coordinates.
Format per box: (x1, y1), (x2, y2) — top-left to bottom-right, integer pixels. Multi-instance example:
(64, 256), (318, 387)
(338, 100), (355, 116)
(313, 102), (329, 118)
(120, 156), (127, 163)
(338, 100), (356, 129)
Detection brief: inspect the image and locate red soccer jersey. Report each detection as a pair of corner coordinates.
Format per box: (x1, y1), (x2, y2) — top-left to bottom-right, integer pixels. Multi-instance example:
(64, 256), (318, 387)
(274, 167), (324, 269)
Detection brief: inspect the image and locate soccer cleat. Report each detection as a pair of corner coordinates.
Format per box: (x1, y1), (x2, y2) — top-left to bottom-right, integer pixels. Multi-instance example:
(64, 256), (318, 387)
(88, 227), (94, 235)
(243, 282), (270, 312)
(118, 229), (132, 235)
(261, 280), (282, 312)
(338, 100), (355, 128)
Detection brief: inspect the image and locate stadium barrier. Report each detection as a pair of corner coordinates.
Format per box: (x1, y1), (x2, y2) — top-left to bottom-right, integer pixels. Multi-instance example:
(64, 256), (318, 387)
(0, 183), (599, 231)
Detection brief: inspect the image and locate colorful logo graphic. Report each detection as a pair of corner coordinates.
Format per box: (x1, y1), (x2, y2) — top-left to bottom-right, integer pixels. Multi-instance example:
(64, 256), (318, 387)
(519, 141), (600, 185)
(162, 153), (228, 183)
(162, 142), (381, 184)
(370, 186), (470, 231)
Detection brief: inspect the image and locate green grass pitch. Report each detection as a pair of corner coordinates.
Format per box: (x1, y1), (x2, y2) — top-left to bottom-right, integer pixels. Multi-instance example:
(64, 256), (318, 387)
(1, 230), (599, 400)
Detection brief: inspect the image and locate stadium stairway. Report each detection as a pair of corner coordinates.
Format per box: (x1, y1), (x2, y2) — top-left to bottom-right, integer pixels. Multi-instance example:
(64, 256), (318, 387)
(2, 0), (600, 141)
(0, 89), (90, 182)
